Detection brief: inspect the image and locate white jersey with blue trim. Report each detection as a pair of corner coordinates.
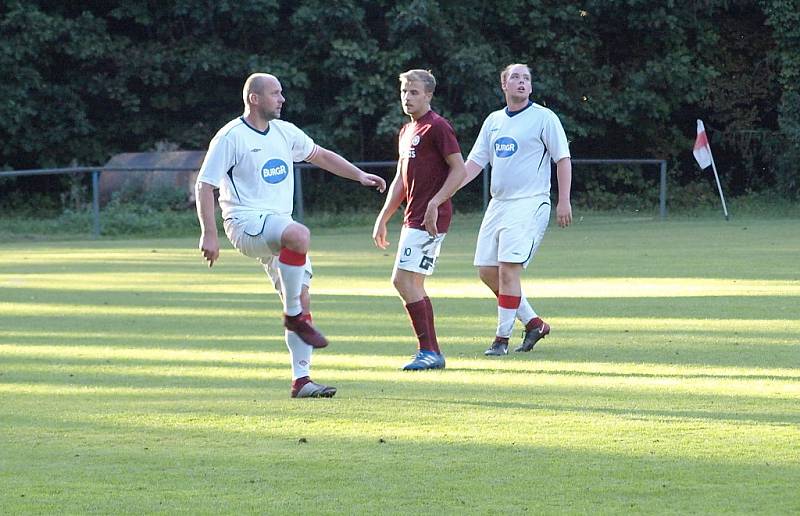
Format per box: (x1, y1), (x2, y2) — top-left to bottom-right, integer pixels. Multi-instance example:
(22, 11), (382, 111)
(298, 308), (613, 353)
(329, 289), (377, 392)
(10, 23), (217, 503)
(467, 101), (570, 201)
(197, 117), (317, 219)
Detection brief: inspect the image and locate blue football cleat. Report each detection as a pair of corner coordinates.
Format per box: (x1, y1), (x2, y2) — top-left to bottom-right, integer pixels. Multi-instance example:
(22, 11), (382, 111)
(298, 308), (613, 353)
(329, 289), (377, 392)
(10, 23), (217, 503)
(402, 350), (446, 371)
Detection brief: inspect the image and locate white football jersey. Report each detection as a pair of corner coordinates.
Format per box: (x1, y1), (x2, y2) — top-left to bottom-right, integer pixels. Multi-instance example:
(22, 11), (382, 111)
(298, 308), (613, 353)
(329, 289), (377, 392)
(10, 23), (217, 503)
(197, 117), (317, 219)
(467, 102), (570, 201)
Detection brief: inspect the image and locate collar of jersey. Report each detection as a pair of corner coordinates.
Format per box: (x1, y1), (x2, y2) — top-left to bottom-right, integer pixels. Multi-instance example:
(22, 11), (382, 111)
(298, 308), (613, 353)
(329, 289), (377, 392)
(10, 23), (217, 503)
(410, 110), (434, 124)
(240, 116), (270, 135)
(505, 100), (533, 118)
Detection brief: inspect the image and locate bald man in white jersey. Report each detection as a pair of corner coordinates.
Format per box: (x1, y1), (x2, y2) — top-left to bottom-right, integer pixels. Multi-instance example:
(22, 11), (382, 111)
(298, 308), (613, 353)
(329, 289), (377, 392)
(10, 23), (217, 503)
(461, 63), (572, 356)
(196, 73), (386, 397)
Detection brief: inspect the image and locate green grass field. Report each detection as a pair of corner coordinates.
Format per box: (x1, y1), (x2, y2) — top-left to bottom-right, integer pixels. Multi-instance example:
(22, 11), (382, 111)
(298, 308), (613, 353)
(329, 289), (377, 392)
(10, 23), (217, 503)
(1, 213), (799, 514)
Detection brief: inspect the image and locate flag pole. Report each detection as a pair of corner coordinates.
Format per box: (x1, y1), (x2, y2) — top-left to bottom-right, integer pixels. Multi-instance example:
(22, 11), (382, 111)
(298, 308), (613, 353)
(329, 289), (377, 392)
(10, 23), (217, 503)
(708, 150), (729, 220)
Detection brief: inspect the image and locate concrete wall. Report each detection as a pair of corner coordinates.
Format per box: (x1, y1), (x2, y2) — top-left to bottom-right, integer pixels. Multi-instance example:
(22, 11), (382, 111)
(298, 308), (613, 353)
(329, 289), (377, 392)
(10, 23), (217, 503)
(99, 151), (206, 206)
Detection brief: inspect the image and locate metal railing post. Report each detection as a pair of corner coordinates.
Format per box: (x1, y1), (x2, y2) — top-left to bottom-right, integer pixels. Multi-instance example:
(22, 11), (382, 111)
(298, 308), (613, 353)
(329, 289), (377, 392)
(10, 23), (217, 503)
(659, 160), (667, 220)
(92, 170), (101, 238)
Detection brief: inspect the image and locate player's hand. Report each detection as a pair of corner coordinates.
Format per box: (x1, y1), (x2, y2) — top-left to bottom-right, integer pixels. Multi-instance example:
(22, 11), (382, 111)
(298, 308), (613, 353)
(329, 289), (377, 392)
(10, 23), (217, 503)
(199, 233), (220, 267)
(556, 200), (572, 228)
(372, 219), (389, 249)
(423, 202), (438, 237)
(360, 173), (387, 193)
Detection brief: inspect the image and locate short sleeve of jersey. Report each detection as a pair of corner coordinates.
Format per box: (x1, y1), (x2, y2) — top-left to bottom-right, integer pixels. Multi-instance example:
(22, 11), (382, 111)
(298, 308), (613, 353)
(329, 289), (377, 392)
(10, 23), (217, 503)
(432, 117), (461, 158)
(543, 111), (570, 162)
(466, 116), (492, 168)
(282, 122), (317, 163)
(197, 132), (235, 188)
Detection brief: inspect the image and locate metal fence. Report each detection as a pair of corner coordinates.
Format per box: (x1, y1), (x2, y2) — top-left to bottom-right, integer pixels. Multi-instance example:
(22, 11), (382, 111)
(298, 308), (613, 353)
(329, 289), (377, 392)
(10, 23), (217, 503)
(0, 158), (667, 238)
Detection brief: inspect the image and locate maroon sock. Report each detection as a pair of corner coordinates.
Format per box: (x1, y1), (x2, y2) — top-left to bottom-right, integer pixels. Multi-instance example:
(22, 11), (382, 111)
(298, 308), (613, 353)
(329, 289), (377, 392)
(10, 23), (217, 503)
(404, 299), (432, 352)
(422, 296), (440, 354)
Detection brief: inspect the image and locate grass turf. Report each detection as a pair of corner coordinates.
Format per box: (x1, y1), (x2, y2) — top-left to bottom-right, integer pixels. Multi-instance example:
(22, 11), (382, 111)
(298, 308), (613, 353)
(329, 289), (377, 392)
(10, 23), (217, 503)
(1, 213), (799, 513)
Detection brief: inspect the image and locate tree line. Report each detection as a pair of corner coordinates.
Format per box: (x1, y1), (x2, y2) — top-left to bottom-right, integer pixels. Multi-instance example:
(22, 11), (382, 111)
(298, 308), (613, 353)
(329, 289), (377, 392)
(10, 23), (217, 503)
(1, 0), (797, 202)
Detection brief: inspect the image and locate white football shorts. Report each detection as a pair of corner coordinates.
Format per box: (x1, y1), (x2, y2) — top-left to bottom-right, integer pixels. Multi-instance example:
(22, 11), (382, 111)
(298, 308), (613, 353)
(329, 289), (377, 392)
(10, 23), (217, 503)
(474, 196), (550, 269)
(224, 213), (312, 290)
(394, 227), (446, 276)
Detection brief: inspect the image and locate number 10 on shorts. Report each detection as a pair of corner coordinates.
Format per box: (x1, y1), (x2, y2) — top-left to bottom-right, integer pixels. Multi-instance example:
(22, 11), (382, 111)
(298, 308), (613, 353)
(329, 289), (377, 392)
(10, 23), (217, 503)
(394, 228), (446, 276)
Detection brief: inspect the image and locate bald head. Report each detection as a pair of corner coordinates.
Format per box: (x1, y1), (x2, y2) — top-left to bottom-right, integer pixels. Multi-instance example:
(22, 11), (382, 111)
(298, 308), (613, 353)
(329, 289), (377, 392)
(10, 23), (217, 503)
(241, 73), (284, 124)
(243, 73), (279, 108)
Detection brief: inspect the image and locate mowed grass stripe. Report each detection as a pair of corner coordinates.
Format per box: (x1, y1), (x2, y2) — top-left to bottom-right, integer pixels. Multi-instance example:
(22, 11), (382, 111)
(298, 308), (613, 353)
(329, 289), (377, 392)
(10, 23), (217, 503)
(1, 215), (799, 513)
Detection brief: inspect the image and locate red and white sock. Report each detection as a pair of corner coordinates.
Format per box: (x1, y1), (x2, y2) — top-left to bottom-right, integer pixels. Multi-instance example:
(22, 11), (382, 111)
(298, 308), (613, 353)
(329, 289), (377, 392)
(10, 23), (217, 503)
(277, 248), (305, 317)
(493, 289), (537, 327)
(496, 294), (521, 338)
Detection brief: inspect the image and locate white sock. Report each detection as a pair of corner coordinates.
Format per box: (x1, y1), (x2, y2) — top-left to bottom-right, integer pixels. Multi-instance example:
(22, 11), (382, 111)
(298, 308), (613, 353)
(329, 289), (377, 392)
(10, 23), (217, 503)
(285, 330), (312, 380)
(277, 255), (305, 316)
(517, 295), (537, 325)
(496, 306), (517, 338)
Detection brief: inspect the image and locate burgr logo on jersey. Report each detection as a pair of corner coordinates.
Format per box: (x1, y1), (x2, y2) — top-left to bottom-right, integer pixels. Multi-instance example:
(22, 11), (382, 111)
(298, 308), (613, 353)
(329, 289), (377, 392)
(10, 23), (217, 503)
(494, 137), (518, 158)
(261, 159), (289, 184)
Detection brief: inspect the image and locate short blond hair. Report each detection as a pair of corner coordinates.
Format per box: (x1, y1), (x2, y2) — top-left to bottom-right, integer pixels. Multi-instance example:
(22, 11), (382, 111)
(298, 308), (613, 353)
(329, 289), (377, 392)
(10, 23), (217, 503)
(399, 69), (436, 94)
(500, 63), (531, 85)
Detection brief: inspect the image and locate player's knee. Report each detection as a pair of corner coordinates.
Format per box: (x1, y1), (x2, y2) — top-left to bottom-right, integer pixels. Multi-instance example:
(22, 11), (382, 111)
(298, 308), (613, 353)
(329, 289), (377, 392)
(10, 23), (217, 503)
(392, 273), (415, 299)
(498, 262), (522, 281)
(392, 272), (425, 303)
(281, 223), (310, 253)
(391, 273), (405, 292)
(478, 266), (495, 285)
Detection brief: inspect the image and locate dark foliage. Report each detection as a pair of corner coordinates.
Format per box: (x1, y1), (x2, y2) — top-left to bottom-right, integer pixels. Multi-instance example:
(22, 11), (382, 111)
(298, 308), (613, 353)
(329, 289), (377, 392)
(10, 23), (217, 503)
(1, 0), (797, 206)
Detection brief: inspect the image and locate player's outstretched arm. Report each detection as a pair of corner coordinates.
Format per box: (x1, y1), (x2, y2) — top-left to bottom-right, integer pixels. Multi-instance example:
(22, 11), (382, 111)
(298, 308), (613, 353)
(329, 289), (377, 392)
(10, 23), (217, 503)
(307, 147), (386, 192)
(195, 181), (220, 267)
(555, 157), (572, 228)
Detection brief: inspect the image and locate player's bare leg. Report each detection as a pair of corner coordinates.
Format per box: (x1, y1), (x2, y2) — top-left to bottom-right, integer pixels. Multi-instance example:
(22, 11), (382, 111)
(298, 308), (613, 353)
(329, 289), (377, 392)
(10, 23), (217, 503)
(478, 265), (500, 294)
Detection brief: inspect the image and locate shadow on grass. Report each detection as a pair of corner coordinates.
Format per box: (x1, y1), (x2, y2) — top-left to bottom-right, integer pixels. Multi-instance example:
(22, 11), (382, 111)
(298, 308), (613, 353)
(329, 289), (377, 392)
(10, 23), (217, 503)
(2, 291), (798, 370)
(3, 351), (800, 383)
(2, 285), (797, 319)
(3, 354), (799, 427)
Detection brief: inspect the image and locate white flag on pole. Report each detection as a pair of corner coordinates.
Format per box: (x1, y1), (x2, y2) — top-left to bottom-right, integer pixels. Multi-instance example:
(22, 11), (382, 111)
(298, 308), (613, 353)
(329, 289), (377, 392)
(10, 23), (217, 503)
(693, 119), (712, 169)
(692, 119), (729, 220)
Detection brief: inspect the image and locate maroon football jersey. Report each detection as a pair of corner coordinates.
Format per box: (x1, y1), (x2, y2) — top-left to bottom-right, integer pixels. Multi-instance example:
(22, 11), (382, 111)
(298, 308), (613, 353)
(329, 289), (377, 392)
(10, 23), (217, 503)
(398, 110), (462, 233)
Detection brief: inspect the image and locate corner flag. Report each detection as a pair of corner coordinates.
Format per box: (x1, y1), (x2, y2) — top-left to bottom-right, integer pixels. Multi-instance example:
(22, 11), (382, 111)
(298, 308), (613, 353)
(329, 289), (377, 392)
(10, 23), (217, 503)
(693, 119), (729, 220)
(693, 120), (712, 169)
